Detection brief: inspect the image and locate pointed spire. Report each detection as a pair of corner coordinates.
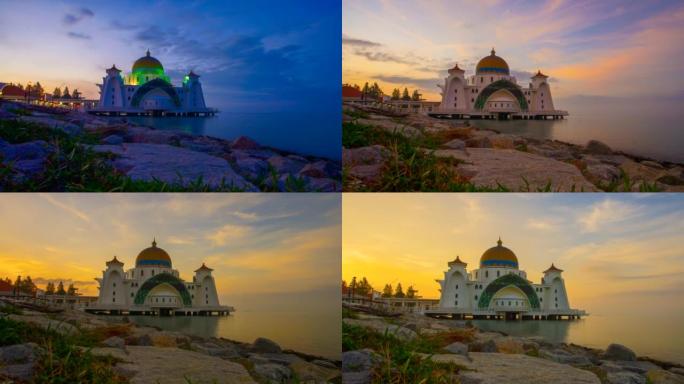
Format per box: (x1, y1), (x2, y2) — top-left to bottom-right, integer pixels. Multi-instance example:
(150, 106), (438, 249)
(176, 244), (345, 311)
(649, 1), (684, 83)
(152, 237), (157, 247)
(544, 263), (563, 273)
(491, 47), (496, 56)
(497, 236), (502, 246)
(146, 49), (151, 57)
(448, 255), (467, 267)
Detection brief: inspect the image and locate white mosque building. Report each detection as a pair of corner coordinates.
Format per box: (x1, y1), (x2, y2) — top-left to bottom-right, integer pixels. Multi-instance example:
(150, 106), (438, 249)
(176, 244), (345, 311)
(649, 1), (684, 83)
(426, 238), (585, 320)
(87, 239), (232, 316)
(90, 50), (214, 116)
(435, 49), (567, 120)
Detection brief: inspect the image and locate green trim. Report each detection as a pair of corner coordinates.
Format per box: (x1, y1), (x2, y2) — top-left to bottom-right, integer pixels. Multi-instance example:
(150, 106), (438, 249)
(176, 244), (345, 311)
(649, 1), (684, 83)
(130, 78), (180, 108)
(477, 273), (539, 309)
(134, 273), (192, 306)
(474, 80), (528, 111)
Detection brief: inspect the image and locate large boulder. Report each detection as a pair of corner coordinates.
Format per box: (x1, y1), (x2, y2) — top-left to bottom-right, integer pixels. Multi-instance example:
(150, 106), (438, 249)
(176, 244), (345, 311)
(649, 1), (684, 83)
(191, 341), (240, 359)
(231, 136), (260, 150)
(267, 155), (307, 175)
(102, 336), (126, 349)
(442, 138), (466, 150)
(101, 134), (124, 145)
(607, 371), (646, 384)
(342, 350), (375, 384)
(494, 337), (525, 354)
(431, 353), (601, 384)
(289, 360), (340, 384)
(343, 145), (389, 186)
(443, 341), (468, 355)
(540, 348), (592, 366)
(91, 143), (256, 191)
(585, 163), (621, 185)
(604, 344), (637, 361)
(8, 314), (78, 335)
(434, 148), (598, 191)
(252, 337), (282, 354)
(254, 363), (292, 383)
(343, 318), (417, 341)
(585, 140), (613, 155)
(0, 342), (43, 383)
(19, 116), (82, 136)
(115, 346), (256, 384)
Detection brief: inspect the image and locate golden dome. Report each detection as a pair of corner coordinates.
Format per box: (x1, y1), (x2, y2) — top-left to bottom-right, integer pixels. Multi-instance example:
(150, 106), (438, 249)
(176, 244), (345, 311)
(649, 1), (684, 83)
(132, 50), (164, 73)
(135, 239), (172, 267)
(480, 237), (518, 268)
(476, 48), (510, 75)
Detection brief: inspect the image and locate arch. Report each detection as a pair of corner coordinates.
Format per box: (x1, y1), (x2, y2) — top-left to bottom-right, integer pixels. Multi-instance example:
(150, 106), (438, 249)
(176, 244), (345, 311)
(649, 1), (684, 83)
(477, 273), (539, 309)
(130, 78), (180, 108)
(475, 80), (528, 111)
(134, 273), (191, 306)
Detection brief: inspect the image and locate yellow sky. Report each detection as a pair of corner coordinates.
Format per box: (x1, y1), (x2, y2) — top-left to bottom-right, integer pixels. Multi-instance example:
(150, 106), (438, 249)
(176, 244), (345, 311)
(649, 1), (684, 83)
(342, 194), (684, 316)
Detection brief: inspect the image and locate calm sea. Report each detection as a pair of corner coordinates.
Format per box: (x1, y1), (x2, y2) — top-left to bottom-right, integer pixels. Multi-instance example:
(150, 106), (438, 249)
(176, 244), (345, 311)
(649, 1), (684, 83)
(464, 97), (684, 163)
(470, 314), (684, 364)
(124, 291), (341, 360)
(111, 110), (341, 160)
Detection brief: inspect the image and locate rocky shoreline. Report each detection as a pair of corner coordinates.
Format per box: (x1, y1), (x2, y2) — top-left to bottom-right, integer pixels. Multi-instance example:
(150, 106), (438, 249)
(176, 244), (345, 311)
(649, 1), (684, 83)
(0, 101), (341, 191)
(342, 310), (684, 384)
(0, 301), (341, 383)
(343, 103), (684, 192)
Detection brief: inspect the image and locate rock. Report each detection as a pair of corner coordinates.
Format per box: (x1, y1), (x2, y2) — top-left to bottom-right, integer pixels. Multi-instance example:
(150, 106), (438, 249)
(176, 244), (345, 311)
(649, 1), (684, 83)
(231, 148), (278, 160)
(607, 371), (646, 384)
(646, 369), (684, 384)
(19, 116), (82, 136)
(252, 337), (282, 354)
(343, 145), (389, 186)
(434, 148), (598, 191)
(466, 136), (493, 148)
(610, 360), (661, 375)
(8, 314), (78, 335)
(0, 342), (42, 383)
(494, 337), (525, 354)
(91, 143), (256, 190)
(267, 155), (306, 175)
(312, 359), (338, 369)
(306, 177), (341, 192)
(148, 331), (179, 348)
(290, 360), (340, 384)
(604, 343), (637, 361)
(432, 352), (601, 384)
(257, 352), (304, 365)
(641, 160), (664, 169)
(585, 163), (621, 184)
(443, 341), (468, 355)
(117, 346), (256, 384)
(298, 160), (339, 179)
(0, 140), (51, 161)
(585, 140), (613, 155)
(102, 134), (124, 145)
(234, 156), (270, 178)
(442, 138), (466, 150)
(231, 136), (260, 150)
(254, 363), (292, 383)
(540, 348), (592, 365)
(670, 367), (684, 376)
(620, 159), (665, 186)
(488, 134), (516, 149)
(87, 347), (131, 362)
(102, 336), (126, 349)
(191, 341), (240, 359)
(179, 137), (226, 155)
(342, 350), (374, 384)
(469, 339), (498, 353)
(343, 318), (417, 341)
(528, 143), (576, 161)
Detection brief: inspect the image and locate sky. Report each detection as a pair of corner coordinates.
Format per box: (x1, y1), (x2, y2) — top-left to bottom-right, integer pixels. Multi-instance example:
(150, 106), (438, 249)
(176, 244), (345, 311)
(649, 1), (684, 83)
(343, 0), (684, 101)
(343, 194), (684, 317)
(0, 194), (340, 311)
(0, 0), (341, 112)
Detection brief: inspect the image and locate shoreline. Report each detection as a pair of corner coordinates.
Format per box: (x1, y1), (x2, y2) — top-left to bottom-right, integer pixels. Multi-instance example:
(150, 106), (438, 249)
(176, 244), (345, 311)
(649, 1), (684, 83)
(342, 102), (684, 192)
(0, 100), (341, 192)
(342, 307), (684, 383)
(0, 300), (341, 383)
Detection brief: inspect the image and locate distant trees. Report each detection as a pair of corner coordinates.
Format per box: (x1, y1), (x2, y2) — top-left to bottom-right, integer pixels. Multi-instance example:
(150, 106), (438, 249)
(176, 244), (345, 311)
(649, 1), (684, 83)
(52, 87), (62, 98)
(401, 87), (411, 101)
(407, 285), (418, 298)
(45, 281), (55, 295)
(62, 86), (71, 99)
(381, 284), (393, 297)
(10, 276), (37, 296)
(67, 284), (78, 296)
(411, 90), (422, 101)
(391, 88), (401, 100)
(394, 283), (405, 298)
(345, 276), (374, 297)
(56, 281), (66, 295)
(343, 277), (420, 299)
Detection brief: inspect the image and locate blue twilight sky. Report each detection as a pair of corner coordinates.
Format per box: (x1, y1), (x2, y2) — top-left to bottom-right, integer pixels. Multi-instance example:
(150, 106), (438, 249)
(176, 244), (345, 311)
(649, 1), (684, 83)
(0, 0), (341, 113)
(343, 0), (684, 101)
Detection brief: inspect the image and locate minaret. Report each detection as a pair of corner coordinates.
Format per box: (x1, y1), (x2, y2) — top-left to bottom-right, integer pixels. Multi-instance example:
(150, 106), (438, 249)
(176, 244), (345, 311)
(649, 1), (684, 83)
(440, 63), (466, 110)
(182, 70), (206, 109)
(99, 64), (126, 109)
(542, 263), (569, 310)
(98, 256), (125, 305)
(194, 263), (219, 306)
(438, 255), (468, 309)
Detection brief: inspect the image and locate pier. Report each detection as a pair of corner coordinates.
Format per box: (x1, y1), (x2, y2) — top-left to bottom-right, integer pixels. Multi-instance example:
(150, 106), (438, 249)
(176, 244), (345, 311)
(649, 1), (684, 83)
(87, 109), (217, 117)
(84, 305), (233, 317)
(424, 308), (587, 321)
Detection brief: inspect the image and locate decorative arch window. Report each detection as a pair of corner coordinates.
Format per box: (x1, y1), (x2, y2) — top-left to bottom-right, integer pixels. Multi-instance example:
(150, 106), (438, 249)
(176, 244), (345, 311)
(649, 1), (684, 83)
(486, 271), (489, 278)
(475, 295), (478, 300)
(497, 271), (500, 277)
(454, 89), (458, 94)
(455, 293), (458, 298)
(455, 300), (458, 306)
(480, 77), (483, 83)
(490, 77), (493, 82)
(455, 284), (458, 289)
(540, 297), (543, 302)
(471, 98), (474, 103)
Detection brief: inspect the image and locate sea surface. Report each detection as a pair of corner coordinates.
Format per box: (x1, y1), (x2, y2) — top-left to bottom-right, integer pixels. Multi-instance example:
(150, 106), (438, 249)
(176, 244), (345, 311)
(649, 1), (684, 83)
(124, 291), (341, 360)
(463, 97), (684, 163)
(112, 110), (341, 160)
(470, 313), (684, 364)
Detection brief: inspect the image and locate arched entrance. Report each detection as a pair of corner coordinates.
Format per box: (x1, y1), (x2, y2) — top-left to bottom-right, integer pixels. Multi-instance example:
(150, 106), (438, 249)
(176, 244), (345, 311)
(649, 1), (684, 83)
(134, 273), (192, 307)
(475, 80), (528, 113)
(130, 78), (181, 110)
(478, 273), (540, 310)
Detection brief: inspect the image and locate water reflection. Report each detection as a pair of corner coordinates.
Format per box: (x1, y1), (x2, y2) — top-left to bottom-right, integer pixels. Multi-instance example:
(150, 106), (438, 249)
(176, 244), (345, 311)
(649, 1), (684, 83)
(467, 119), (563, 142)
(470, 319), (572, 343)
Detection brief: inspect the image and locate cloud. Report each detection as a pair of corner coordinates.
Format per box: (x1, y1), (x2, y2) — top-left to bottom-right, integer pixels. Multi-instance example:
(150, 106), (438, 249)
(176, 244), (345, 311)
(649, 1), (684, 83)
(526, 218), (558, 231)
(373, 75), (440, 90)
(206, 224), (252, 246)
(577, 199), (640, 232)
(63, 8), (94, 25)
(342, 35), (382, 47)
(40, 194), (91, 223)
(67, 32), (91, 40)
(232, 211), (258, 220)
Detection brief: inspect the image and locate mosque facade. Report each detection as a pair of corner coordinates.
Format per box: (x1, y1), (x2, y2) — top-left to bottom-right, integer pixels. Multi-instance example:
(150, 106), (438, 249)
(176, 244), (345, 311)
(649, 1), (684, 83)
(436, 49), (567, 120)
(91, 50), (214, 116)
(427, 238), (585, 320)
(88, 239), (232, 316)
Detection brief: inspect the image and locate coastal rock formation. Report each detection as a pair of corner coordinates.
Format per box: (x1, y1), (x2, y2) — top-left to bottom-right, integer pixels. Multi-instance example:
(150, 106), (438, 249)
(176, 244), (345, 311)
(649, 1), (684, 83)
(0, 342), (43, 382)
(434, 148), (599, 191)
(604, 343), (637, 361)
(432, 353), (601, 384)
(91, 143), (257, 190)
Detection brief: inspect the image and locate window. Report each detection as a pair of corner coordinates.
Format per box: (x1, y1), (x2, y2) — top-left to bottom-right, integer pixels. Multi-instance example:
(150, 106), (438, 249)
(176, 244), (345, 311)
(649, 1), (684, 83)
(206, 300), (209, 304)
(554, 289), (557, 293)
(141, 270), (144, 277)
(131, 293), (134, 297)
(555, 303), (558, 308)
(475, 272), (478, 278)
(480, 77), (483, 83)
(540, 298), (543, 302)
(112, 297), (115, 302)
(152, 270), (154, 275)
(527, 100), (530, 104)
(191, 295), (194, 299)
(455, 300), (458, 306)
(490, 77), (493, 82)
(162, 298), (165, 303)
(508, 301), (511, 306)
(454, 89), (457, 94)
(471, 98), (474, 103)
(497, 271), (500, 277)
(486, 271), (489, 278)
(475, 295), (478, 300)
(113, 282), (116, 287)
(455, 293), (458, 298)
(455, 284), (458, 289)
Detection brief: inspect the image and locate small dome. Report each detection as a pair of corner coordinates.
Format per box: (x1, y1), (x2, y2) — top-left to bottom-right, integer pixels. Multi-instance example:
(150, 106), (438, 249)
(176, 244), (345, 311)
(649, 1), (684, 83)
(480, 237), (518, 268)
(135, 239), (172, 268)
(132, 50), (164, 73)
(476, 48), (510, 75)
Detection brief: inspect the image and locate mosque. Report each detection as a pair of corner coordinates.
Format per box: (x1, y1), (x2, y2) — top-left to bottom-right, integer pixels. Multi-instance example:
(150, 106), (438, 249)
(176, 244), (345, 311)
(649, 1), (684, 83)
(90, 50), (214, 116)
(435, 49), (567, 120)
(87, 239), (232, 316)
(426, 238), (585, 320)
